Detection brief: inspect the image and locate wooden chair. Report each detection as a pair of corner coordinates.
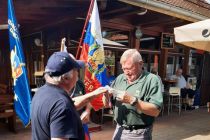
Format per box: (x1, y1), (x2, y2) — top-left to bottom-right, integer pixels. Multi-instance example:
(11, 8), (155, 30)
(0, 84), (16, 132)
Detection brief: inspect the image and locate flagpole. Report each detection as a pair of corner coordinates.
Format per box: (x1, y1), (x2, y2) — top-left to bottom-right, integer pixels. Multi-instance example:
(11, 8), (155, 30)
(76, 0), (95, 59)
(60, 37), (66, 52)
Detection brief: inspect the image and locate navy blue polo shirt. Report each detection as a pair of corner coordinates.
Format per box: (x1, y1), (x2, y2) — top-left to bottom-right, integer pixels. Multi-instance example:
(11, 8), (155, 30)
(31, 83), (85, 140)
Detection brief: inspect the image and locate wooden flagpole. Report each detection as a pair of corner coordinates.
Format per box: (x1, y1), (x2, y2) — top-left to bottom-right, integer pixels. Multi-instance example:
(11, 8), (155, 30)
(76, 0), (95, 59)
(60, 37), (66, 52)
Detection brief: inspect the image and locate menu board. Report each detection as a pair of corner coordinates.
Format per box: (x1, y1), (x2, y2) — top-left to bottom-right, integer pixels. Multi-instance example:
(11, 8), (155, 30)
(161, 33), (174, 49)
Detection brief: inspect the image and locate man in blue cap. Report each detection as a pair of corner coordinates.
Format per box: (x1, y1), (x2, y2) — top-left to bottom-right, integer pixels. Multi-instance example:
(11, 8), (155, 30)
(31, 51), (107, 140)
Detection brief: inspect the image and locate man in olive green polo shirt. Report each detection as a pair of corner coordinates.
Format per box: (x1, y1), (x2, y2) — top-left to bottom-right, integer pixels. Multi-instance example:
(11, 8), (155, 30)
(111, 49), (163, 140)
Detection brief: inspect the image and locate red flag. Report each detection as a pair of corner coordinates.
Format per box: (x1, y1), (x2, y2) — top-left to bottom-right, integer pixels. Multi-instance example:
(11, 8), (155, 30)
(79, 0), (109, 111)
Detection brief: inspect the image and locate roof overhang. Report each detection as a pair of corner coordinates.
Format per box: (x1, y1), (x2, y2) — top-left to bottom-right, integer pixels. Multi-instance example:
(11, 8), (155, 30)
(119, 0), (209, 22)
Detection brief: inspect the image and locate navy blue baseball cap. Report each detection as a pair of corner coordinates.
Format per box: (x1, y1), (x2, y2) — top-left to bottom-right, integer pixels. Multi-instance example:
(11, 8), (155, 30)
(69, 53), (85, 68)
(45, 52), (81, 76)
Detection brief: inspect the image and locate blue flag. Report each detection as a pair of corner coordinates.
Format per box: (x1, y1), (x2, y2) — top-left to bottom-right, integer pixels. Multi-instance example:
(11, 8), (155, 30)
(8, 0), (32, 126)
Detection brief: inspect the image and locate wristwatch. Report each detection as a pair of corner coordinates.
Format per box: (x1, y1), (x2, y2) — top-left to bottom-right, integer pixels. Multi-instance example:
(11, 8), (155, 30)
(130, 97), (138, 106)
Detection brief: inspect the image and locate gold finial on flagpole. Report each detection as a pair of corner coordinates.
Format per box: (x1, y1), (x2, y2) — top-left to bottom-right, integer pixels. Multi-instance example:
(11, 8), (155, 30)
(60, 37), (66, 52)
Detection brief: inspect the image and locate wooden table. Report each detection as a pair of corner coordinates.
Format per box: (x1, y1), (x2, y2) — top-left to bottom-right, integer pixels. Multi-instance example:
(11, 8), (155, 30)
(163, 79), (177, 90)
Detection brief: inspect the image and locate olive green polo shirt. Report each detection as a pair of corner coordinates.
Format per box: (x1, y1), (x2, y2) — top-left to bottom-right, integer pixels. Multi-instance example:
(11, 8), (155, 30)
(111, 71), (163, 126)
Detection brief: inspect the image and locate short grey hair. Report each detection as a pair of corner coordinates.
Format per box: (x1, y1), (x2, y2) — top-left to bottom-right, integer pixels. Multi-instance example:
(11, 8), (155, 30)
(120, 49), (142, 64)
(45, 70), (74, 85)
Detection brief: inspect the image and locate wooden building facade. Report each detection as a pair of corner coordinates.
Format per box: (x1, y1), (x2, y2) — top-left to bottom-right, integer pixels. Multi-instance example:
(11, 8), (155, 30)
(0, 0), (210, 105)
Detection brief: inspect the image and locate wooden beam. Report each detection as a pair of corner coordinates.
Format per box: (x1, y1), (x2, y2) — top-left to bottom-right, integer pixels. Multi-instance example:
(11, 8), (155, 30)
(102, 20), (133, 31)
(141, 28), (160, 36)
(140, 18), (178, 28)
(183, 47), (190, 75)
(159, 49), (168, 78)
(102, 7), (131, 16)
(103, 9), (141, 20)
(130, 29), (140, 50)
(119, 0), (205, 22)
(200, 53), (210, 105)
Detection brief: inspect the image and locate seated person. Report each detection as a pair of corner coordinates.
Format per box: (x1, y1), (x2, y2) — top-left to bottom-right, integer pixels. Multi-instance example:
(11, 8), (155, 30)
(171, 68), (195, 109)
(106, 65), (116, 86)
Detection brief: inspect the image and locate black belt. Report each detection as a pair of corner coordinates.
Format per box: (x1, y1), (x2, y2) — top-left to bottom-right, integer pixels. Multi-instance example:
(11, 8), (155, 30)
(120, 124), (150, 131)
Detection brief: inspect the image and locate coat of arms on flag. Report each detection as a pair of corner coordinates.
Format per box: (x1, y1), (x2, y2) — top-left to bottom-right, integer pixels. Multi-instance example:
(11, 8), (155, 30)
(78, 0), (109, 111)
(8, 0), (32, 126)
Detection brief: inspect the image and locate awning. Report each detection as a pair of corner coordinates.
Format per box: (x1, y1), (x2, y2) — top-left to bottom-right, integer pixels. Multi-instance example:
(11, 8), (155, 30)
(103, 38), (125, 46)
(174, 19), (210, 52)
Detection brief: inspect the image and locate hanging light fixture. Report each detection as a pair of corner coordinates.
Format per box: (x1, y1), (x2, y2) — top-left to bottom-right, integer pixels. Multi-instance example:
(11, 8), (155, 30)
(135, 27), (143, 39)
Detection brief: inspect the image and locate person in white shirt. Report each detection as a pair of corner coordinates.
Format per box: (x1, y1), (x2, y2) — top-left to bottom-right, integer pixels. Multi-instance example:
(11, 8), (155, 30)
(171, 68), (195, 109)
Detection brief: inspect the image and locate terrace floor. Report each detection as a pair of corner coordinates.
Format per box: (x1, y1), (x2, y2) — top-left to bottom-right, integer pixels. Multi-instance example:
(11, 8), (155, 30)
(1, 107), (210, 140)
